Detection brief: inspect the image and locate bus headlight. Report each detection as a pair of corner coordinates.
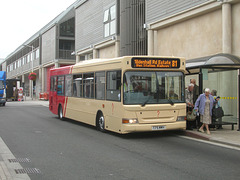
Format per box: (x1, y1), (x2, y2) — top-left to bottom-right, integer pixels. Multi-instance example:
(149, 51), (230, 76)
(177, 116), (185, 121)
(122, 118), (139, 124)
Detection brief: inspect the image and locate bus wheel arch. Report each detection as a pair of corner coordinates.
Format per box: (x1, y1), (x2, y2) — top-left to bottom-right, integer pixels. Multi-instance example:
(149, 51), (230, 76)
(58, 104), (65, 120)
(96, 111), (105, 132)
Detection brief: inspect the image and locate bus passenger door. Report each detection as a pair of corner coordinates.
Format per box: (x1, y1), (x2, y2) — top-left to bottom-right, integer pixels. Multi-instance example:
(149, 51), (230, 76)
(50, 76), (58, 114)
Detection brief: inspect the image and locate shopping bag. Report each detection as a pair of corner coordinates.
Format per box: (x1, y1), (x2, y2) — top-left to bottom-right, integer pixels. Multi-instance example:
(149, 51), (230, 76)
(212, 107), (224, 119)
(187, 110), (196, 121)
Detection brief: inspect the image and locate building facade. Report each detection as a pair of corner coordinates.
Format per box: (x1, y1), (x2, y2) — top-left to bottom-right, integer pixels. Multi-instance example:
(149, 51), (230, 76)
(75, 0), (147, 61)
(4, 3), (76, 98)
(145, 0), (240, 123)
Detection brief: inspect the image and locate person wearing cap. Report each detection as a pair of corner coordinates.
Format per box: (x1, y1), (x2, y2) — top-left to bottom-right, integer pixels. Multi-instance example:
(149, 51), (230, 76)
(194, 88), (215, 135)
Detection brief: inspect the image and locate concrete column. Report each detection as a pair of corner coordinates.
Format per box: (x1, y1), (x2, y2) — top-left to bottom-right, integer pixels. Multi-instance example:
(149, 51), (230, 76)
(55, 62), (59, 68)
(76, 55), (81, 63)
(115, 40), (120, 57)
(222, 2), (232, 54)
(148, 29), (154, 55)
(238, 69), (240, 130)
(22, 74), (25, 83)
(39, 68), (42, 93)
(93, 48), (98, 59)
(42, 67), (45, 92)
(154, 30), (158, 55)
(29, 79), (32, 99)
(22, 74), (25, 100)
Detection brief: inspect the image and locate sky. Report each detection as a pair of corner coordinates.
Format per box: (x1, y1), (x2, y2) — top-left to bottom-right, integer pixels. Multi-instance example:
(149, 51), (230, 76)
(0, 0), (77, 59)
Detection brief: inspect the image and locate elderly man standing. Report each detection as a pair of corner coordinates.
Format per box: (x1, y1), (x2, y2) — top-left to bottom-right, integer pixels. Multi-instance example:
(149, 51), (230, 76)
(185, 83), (194, 130)
(191, 79), (200, 128)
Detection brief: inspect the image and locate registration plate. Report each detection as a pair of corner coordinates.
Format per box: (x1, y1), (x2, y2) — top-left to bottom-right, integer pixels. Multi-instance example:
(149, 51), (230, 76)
(152, 126), (166, 131)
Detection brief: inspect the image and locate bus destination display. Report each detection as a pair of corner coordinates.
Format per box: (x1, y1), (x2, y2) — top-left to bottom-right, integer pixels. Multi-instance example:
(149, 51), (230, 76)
(131, 58), (180, 68)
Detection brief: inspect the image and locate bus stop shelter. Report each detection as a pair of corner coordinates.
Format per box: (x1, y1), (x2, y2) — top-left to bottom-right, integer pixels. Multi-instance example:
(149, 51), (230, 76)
(185, 53), (240, 131)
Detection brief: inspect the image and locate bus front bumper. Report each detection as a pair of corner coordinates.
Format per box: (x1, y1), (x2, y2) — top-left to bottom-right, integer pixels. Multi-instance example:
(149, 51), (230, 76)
(121, 121), (186, 134)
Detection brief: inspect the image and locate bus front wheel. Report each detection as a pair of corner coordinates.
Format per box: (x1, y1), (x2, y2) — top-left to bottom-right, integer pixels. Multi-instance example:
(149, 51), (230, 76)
(58, 105), (65, 121)
(97, 113), (105, 132)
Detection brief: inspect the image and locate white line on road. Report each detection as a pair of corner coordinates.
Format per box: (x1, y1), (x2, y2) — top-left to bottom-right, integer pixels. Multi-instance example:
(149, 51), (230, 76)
(179, 135), (240, 151)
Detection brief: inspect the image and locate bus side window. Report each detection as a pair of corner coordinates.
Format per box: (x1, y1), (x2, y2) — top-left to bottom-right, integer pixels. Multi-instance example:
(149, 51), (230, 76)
(54, 77), (57, 91)
(51, 76), (57, 92)
(57, 76), (65, 96)
(83, 73), (94, 99)
(65, 75), (72, 97)
(95, 71), (105, 100)
(50, 77), (54, 91)
(106, 70), (121, 101)
(73, 74), (82, 97)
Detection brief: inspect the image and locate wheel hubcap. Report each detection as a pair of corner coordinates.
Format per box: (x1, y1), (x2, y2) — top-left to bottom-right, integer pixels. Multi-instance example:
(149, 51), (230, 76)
(59, 107), (63, 119)
(99, 116), (104, 130)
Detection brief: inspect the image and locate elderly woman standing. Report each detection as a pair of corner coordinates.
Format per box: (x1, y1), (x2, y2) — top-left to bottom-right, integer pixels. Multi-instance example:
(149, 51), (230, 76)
(194, 88), (214, 135)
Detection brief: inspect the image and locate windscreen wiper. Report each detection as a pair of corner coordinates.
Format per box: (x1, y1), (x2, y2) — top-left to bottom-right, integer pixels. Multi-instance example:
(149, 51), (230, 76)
(142, 96), (151, 107)
(167, 98), (174, 106)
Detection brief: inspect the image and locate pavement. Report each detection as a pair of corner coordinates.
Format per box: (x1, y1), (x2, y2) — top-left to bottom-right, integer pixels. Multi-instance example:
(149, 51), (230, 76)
(0, 97), (240, 179)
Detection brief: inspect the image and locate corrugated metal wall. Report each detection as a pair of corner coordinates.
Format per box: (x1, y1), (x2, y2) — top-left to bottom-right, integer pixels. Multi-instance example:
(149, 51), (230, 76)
(146, 0), (209, 24)
(41, 26), (56, 65)
(75, 0), (116, 52)
(120, 0), (147, 56)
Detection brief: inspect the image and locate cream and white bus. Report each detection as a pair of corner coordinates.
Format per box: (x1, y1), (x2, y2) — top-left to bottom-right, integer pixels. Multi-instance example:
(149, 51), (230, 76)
(49, 56), (186, 134)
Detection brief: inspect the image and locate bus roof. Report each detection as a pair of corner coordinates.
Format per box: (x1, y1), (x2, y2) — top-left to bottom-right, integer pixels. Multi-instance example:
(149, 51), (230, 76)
(50, 56), (185, 76)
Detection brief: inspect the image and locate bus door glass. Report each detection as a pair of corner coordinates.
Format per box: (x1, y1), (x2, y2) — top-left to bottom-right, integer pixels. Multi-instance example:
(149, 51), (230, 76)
(50, 76), (57, 107)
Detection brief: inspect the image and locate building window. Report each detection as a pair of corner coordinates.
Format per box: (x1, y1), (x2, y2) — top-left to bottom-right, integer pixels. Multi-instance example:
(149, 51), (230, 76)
(60, 18), (75, 37)
(36, 49), (39, 59)
(27, 54), (30, 63)
(103, 5), (116, 38)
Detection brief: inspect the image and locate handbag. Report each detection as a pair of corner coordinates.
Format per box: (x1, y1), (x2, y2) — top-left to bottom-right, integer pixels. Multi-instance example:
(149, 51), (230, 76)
(212, 106), (224, 119)
(187, 110), (196, 121)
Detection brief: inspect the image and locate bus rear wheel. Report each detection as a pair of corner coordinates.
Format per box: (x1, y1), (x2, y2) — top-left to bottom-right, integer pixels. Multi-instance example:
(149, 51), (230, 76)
(97, 113), (105, 132)
(58, 105), (65, 121)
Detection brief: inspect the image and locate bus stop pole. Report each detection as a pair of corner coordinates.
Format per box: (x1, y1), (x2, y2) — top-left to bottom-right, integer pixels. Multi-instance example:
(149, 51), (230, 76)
(238, 69), (240, 131)
(199, 68), (203, 95)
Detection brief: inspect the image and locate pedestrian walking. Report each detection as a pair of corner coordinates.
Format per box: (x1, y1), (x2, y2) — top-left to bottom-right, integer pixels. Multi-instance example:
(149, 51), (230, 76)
(194, 88), (214, 135)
